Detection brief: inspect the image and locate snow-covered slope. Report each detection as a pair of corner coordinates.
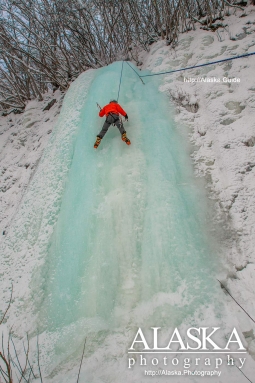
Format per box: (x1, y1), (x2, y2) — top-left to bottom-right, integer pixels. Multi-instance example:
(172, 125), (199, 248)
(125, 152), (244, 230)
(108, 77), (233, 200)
(0, 90), (64, 235)
(0, 5), (255, 383)
(139, 4), (255, 333)
(2, 59), (254, 383)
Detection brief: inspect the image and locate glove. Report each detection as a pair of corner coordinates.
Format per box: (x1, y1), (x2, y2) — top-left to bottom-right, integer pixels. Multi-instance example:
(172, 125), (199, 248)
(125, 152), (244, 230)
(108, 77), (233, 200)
(125, 114), (128, 121)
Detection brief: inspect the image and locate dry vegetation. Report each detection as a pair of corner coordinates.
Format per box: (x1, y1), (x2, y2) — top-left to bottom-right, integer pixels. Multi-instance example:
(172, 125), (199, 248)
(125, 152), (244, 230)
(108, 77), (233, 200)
(0, 0), (251, 111)
(0, 286), (44, 383)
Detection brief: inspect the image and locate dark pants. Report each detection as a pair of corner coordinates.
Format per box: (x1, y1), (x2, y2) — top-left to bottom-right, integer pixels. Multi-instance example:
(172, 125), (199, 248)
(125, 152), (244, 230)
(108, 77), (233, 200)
(98, 114), (126, 139)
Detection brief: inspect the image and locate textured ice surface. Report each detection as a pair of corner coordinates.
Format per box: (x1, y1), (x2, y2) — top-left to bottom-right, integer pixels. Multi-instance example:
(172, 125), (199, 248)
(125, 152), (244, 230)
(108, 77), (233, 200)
(32, 63), (236, 381)
(2, 62), (252, 382)
(1, 69), (95, 329)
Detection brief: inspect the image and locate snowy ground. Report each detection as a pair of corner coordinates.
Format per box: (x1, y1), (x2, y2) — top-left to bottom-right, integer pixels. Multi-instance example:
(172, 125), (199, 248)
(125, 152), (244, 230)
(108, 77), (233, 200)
(138, 2), (255, 340)
(0, 4), (255, 383)
(0, 90), (64, 235)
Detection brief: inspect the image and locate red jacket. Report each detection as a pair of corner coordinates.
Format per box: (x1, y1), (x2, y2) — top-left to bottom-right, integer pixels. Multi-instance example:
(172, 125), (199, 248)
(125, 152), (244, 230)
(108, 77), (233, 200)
(99, 103), (127, 118)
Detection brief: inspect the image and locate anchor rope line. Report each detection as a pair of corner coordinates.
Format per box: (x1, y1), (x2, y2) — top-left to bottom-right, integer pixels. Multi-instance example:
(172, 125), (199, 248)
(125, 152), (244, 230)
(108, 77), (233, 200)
(124, 51), (255, 79)
(235, 364), (253, 383)
(217, 279), (255, 324)
(125, 61), (145, 84)
(115, 52), (254, 127)
(117, 61), (124, 102)
(76, 338), (86, 383)
(116, 52), (255, 102)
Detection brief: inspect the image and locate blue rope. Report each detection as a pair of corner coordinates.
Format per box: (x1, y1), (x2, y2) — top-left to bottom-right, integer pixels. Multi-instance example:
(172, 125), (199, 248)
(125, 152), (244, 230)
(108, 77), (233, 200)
(139, 51), (255, 78)
(125, 61), (145, 84)
(117, 61), (124, 101)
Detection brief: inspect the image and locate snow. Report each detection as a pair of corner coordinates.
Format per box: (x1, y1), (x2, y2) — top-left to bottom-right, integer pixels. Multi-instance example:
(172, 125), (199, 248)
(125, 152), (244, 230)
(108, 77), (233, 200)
(0, 69), (95, 330)
(0, 90), (64, 235)
(138, 2), (255, 343)
(0, 4), (255, 383)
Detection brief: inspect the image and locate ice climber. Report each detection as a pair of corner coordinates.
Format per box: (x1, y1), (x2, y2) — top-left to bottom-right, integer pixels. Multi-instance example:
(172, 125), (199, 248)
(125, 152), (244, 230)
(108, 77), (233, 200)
(94, 100), (131, 148)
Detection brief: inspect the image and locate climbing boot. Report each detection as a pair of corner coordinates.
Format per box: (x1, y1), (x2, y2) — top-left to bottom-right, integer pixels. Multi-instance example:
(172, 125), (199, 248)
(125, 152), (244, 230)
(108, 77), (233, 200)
(94, 136), (101, 149)
(121, 133), (131, 145)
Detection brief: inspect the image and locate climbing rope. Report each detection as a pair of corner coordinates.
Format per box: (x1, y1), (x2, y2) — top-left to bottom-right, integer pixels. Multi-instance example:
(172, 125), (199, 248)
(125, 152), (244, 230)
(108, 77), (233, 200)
(117, 61), (124, 102)
(125, 51), (255, 79)
(217, 279), (255, 324)
(125, 61), (145, 84)
(236, 365), (253, 383)
(76, 338), (86, 383)
(116, 51), (255, 104)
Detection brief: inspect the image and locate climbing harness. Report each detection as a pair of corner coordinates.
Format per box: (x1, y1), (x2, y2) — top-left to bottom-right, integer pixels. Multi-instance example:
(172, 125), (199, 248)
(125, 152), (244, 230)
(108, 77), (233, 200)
(107, 113), (119, 126)
(96, 101), (123, 127)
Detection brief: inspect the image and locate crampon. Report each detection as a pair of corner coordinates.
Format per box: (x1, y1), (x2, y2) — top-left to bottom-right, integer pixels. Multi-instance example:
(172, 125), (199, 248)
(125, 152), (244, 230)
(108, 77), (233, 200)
(121, 133), (131, 145)
(94, 136), (101, 149)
